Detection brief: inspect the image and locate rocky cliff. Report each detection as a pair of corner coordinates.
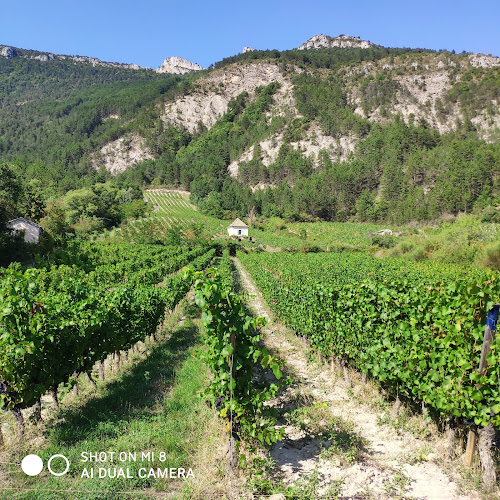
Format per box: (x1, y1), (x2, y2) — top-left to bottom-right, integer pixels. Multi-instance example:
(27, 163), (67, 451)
(0, 45), (144, 70)
(0, 46), (15, 57)
(155, 56), (205, 74)
(162, 62), (296, 133)
(297, 34), (376, 50)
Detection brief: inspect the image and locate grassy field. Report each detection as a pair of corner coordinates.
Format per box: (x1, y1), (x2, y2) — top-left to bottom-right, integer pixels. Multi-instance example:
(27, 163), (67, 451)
(251, 217), (403, 250)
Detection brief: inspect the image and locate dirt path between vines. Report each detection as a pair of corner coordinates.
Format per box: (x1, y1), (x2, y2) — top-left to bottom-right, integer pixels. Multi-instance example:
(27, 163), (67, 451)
(232, 257), (483, 500)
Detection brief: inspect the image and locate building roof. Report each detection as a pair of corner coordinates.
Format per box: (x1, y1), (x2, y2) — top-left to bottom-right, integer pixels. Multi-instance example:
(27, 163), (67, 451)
(7, 217), (43, 229)
(228, 218), (249, 228)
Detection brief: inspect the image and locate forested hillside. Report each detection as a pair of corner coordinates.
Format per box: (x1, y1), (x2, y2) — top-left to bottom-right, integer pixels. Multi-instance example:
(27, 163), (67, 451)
(0, 54), (193, 188)
(0, 49), (197, 259)
(1, 37), (500, 257)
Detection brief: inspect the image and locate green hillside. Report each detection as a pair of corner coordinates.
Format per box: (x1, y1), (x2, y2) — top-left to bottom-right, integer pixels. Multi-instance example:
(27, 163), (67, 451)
(1, 40), (500, 264)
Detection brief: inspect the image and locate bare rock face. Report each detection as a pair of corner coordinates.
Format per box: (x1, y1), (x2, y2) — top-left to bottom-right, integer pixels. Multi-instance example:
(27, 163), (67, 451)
(228, 124), (357, 178)
(297, 34), (375, 50)
(469, 53), (500, 68)
(162, 62), (294, 133)
(156, 56), (205, 74)
(93, 134), (153, 175)
(0, 46), (15, 57)
(33, 53), (55, 62)
(243, 46), (256, 53)
(68, 55), (136, 68)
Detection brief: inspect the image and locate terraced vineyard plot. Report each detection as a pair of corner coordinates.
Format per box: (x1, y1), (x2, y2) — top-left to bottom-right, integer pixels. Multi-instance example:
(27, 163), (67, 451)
(143, 190), (228, 236)
(98, 190), (221, 243)
(146, 190), (196, 213)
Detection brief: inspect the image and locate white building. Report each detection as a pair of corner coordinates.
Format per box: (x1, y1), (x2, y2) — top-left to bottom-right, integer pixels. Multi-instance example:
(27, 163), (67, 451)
(7, 218), (43, 244)
(227, 218), (249, 237)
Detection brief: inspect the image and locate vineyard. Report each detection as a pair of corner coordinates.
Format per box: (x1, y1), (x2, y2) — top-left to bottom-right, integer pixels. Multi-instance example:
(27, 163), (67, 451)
(0, 241), (215, 423)
(2, 198), (500, 497)
(0, 233), (289, 497)
(239, 251), (500, 430)
(103, 190), (228, 242)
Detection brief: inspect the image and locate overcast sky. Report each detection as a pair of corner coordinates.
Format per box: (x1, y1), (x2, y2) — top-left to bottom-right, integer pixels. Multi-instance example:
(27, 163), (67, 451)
(1, 0), (499, 68)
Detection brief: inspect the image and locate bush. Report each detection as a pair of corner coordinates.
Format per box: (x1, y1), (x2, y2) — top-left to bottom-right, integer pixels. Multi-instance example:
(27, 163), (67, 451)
(227, 240), (239, 257)
(483, 241), (500, 270)
(481, 206), (500, 223)
(371, 233), (396, 248)
(300, 242), (321, 254)
(73, 216), (105, 236)
(210, 240), (225, 257)
(390, 241), (415, 255)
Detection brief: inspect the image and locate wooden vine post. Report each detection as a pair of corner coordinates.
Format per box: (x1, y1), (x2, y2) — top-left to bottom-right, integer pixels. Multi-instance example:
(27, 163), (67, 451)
(464, 304), (499, 488)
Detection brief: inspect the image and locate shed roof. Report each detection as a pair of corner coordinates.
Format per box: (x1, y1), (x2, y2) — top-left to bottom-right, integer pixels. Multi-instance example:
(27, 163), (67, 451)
(7, 217), (42, 229)
(228, 218), (249, 228)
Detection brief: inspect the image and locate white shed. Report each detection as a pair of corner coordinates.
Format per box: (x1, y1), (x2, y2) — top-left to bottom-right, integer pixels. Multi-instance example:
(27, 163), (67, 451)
(227, 218), (249, 237)
(7, 217), (43, 244)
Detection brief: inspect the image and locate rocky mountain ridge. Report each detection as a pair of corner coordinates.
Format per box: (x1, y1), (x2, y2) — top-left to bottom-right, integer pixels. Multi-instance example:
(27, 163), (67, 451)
(155, 56), (205, 74)
(2, 33), (499, 75)
(0, 44), (145, 70)
(0, 44), (205, 74)
(297, 34), (376, 50)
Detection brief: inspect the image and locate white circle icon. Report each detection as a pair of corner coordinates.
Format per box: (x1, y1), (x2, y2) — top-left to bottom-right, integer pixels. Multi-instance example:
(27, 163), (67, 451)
(21, 454), (43, 476)
(47, 454), (70, 476)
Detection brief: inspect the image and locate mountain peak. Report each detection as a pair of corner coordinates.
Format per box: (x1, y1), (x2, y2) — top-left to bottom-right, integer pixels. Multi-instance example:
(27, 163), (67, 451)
(297, 34), (375, 50)
(155, 56), (205, 74)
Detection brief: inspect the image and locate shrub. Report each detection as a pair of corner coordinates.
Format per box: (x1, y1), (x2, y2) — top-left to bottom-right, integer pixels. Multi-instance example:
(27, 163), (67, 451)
(483, 241), (500, 270)
(227, 240), (239, 256)
(481, 206), (499, 223)
(300, 242), (321, 253)
(371, 233), (396, 248)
